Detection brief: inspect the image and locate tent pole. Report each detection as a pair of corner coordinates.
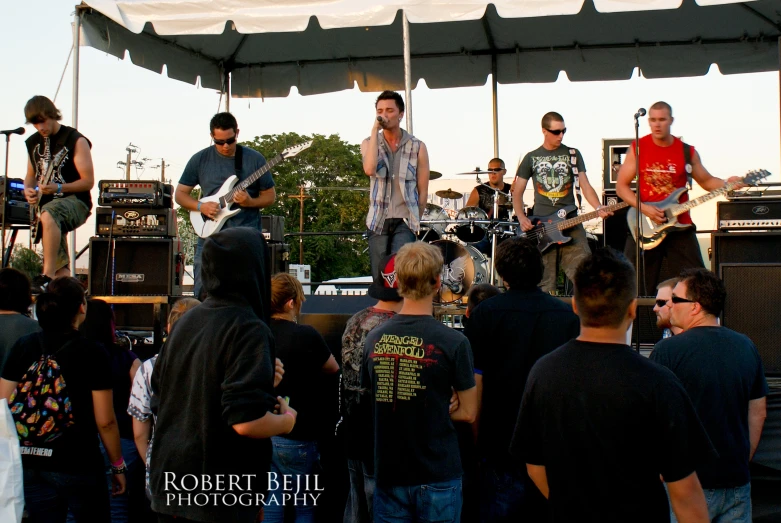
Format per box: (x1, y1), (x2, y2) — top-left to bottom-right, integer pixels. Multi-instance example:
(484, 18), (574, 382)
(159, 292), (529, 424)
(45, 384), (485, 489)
(69, 8), (82, 274)
(403, 11), (413, 135)
(778, 37), (780, 167)
(225, 70), (231, 113)
(492, 54), (499, 157)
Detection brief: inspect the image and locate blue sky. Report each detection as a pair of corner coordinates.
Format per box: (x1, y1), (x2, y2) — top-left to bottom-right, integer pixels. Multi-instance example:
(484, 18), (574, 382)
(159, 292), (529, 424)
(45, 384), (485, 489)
(2, 1), (779, 266)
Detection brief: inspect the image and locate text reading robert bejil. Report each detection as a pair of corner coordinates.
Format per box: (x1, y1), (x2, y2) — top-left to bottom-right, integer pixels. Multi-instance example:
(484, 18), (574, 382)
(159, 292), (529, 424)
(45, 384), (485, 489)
(163, 473), (323, 507)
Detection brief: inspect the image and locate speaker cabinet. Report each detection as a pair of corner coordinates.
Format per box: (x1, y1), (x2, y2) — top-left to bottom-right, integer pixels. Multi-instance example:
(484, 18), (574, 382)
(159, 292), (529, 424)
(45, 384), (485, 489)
(711, 232), (781, 270)
(268, 243), (290, 275)
(603, 190), (630, 252)
(89, 237), (182, 296)
(720, 264), (781, 375)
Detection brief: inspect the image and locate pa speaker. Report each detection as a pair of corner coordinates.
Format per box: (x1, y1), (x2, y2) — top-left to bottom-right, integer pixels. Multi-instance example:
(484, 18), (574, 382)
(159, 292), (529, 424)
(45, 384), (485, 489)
(720, 264), (781, 375)
(712, 232), (781, 270)
(89, 237), (182, 296)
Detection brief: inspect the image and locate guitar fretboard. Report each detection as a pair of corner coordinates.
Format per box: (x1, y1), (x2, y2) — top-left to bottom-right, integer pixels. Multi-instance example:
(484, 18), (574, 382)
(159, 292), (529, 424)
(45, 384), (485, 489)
(556, 201), (629, 231)
(219, 153), (283, 207)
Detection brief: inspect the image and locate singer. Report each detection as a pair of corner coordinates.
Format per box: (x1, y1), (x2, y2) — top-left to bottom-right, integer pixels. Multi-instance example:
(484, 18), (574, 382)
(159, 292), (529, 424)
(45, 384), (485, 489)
(22, 95), (94, 293)
(361, 91), (430, 280)
(615, 101), (744, 294)
(512, 112), (610, 294)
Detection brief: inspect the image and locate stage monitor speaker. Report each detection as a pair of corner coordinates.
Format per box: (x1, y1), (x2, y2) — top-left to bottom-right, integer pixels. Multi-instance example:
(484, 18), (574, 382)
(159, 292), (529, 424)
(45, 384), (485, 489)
(720, 264), (781, 375)
(711, 232), (781, 270)
(602, 190), (630, 252)
(89, 237), (182, 296)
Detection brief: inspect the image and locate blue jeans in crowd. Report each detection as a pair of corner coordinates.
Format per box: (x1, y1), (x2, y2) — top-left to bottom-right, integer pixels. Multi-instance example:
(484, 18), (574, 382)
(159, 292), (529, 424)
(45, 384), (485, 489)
(344, 458), (376, 523)
(24, 467), (110, 523)
(374, 477), (462, 523)
(263, 437), (321, 523)
(479, 462), (526, 523)
(670, 482), (752, 523)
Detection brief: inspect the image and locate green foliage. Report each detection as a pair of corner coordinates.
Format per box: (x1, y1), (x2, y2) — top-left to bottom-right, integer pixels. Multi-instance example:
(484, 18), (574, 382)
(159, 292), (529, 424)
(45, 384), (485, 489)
(176, 188), (201, 265)
(175, 133), (370, 281)
(245, 132), (370, 282)
(9, 245), (42, 281)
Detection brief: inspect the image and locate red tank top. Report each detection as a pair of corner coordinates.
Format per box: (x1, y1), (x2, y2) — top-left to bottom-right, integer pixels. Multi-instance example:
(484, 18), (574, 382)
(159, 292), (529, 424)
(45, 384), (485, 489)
(633, 134), (693, 225)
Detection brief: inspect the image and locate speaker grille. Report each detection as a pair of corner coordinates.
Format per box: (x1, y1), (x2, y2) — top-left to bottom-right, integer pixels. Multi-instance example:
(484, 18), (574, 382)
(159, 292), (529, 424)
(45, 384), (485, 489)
(720, 264), (781, 375)
(89, 238), (180, 296)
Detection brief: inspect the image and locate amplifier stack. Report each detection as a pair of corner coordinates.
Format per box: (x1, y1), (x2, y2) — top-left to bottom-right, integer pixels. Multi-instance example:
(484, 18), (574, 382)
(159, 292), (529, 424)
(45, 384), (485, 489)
(0, 177), (31, 225)
(89, 180), (181, 343)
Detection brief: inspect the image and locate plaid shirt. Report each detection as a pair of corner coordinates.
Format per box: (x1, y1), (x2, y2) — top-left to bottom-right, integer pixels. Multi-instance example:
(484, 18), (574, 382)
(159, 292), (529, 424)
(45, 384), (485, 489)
(365, 131), (422, 234)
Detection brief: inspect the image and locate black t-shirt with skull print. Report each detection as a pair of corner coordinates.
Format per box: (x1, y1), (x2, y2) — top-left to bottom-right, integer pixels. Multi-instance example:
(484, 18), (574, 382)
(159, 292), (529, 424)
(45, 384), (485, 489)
(25, 125), (93, 210)
(516, 144), (585, 217)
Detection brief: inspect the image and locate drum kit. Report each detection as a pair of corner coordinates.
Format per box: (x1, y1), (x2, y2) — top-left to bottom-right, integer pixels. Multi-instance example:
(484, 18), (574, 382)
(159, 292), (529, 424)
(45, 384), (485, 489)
(421, 168), (522, 305)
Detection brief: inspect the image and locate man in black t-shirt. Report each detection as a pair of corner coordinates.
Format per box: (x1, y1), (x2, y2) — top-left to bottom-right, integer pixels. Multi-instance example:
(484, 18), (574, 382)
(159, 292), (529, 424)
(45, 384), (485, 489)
(651, 268), (768, 522)
(364, 242), (477, 523)
(23, 96), (94, 292)
(512, 112), (610, 293)
(513, 248), (712, 523)
(464, 237), (578, 522)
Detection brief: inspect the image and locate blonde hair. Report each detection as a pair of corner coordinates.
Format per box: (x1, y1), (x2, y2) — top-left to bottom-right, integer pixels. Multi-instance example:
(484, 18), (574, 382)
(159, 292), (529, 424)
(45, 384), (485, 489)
(271, 273), (306, 315)
(168, 297), (200, 330)
(395, 242), (443, 301)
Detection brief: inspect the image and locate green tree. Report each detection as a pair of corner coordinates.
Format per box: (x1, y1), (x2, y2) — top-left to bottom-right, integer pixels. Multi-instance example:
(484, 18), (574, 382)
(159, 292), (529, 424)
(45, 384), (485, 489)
(176, 133), (370, 281)
(9, 245), (43, 282)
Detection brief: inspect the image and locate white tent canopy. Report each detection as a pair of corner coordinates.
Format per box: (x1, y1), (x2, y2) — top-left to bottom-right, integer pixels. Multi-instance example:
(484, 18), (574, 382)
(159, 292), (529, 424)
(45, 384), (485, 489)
(79, 0), (781, 98)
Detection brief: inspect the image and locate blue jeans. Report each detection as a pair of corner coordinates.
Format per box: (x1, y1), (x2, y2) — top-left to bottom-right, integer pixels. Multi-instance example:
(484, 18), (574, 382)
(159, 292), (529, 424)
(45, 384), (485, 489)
(345, 458), (375, 523)
(479, 462), (526, 523)
(368, 219), (416, 280)
(374, 478), (462, 523)
(24, 467), (110, 523)
(264, 437), (321, 523)
(193, 236), (206, 300)
(670, 482), (752, 523)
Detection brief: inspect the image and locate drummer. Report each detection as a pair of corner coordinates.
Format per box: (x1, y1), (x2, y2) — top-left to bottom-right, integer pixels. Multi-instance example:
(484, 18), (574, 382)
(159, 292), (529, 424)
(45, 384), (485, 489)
(465, 158), (513, 254)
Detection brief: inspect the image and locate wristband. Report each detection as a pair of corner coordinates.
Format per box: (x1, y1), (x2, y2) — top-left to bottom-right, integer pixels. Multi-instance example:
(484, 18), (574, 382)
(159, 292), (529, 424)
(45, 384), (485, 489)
(56, 183), (63, 195)
(197, 201), (202, 212)
(283, 411), (295, 421)
(111, 464), (128, 475)
(111, 457), (125, 468)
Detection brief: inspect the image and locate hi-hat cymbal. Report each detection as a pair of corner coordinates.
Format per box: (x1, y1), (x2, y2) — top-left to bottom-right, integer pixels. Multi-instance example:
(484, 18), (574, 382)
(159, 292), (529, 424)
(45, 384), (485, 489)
(429, 170), (442, 180)
(436, 189), (463, 199)
(456, 168), (493, 175)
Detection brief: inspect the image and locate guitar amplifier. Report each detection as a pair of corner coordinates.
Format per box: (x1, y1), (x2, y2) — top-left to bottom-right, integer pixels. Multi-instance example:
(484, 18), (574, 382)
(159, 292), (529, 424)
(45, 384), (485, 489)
(0, 178), (31, 224)
(98, 180), (173, 208)
(717, 200), (781, 230)
(89, 237), (182, 296)
(95, 207), (178, 237)
(261, 215), (285, 243)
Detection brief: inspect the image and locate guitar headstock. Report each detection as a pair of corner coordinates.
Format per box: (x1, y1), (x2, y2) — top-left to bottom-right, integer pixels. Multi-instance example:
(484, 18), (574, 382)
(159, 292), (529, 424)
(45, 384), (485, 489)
(281, 140), (313, 159)
(743, 169), (771, 186)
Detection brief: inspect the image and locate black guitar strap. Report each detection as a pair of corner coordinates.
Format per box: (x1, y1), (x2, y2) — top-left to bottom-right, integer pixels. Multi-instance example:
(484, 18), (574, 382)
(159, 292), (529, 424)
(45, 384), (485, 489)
(234, 144), (243, 177)
(682, 142), (693, 189)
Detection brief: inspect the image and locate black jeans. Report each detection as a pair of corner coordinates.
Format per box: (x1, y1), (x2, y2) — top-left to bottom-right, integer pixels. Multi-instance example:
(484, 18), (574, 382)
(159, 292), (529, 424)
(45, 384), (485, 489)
(624, 227), (705, 296)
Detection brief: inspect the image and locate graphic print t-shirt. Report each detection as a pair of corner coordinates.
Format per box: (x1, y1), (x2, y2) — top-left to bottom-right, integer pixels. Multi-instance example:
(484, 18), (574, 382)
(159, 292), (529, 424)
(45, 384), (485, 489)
(633, 135), (694, 225)
(516, 144), (585, 217)
(364, 314), (475, 487)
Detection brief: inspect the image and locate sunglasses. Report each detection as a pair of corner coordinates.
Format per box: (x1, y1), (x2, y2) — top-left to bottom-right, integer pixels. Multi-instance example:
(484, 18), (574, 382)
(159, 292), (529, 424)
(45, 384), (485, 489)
(487, 167), (506, 172)
(654, 299), (669, 308)
(671, 295), (696, 304)
(213, 136), (237, 146)
(545, 128), (567, 136)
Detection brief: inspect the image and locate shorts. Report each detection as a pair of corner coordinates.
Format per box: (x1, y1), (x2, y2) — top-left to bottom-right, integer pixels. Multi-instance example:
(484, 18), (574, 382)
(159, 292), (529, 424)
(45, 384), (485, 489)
(40, 196), (90, 271)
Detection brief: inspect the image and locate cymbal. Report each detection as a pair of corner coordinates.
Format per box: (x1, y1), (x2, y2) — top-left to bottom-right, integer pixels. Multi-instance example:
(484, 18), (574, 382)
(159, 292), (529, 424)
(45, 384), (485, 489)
(429, 170), (442, 180)
(456, 168), (493, 175)
(436, 189), (463, 199)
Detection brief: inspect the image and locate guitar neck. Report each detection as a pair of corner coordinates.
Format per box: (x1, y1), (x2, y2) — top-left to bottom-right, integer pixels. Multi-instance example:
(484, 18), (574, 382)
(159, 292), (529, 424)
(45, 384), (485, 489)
(556, 201), (629, 230)
(670, 180), (743, 217)
(224, 153), (283, 203)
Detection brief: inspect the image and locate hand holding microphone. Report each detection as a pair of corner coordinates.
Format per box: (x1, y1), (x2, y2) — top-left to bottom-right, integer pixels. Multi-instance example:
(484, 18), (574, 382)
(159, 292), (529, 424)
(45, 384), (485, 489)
(375, 115), (386, 130)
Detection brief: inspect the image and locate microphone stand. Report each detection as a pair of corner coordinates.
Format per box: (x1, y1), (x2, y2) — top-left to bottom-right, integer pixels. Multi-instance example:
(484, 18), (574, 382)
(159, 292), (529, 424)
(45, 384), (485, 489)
(1, 133), (11, 267)
(633, 113), (642, 353)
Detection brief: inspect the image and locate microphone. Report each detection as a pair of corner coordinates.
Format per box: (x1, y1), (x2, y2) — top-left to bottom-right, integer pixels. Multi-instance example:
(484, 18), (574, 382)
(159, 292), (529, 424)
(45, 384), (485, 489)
(376, 116), (383, 123)
(0, 127), (25, 136)
(634, 108), (646, 119)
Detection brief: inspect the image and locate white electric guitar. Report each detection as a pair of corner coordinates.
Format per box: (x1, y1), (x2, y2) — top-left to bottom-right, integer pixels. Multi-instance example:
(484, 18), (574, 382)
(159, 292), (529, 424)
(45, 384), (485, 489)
(191, 141), (313, 238)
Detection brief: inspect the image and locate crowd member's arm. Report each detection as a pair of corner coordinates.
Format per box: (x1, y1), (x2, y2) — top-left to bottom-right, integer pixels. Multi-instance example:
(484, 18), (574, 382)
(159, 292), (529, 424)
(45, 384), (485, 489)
(129, 358), (141, 384)
(667, 472), (709, 523)
(94, 389), (127, 496)
(748, 397), (767, 460)
(233, 396), (298, 438)
(322, 355), (340, 374)
(449, 339), (478, 424)
(274, 358), (284, 388)
(416, 144), (431, 219)
(449, 386), (477, 423)
(133, 418), (151, 460)
(526, 464), (549, 498)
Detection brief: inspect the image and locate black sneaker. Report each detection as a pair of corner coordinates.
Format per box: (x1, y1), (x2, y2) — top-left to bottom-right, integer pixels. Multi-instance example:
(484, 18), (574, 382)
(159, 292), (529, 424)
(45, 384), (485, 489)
(31, 275), (52, 295)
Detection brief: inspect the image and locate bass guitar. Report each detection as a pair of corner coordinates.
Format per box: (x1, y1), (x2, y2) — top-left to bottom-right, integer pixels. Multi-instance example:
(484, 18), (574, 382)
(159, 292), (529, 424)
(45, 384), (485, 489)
(30, 148), (69, 244)
(190, 140), (313, 238)
(627, 169), (771, 250)
(518, 201), (629, 253)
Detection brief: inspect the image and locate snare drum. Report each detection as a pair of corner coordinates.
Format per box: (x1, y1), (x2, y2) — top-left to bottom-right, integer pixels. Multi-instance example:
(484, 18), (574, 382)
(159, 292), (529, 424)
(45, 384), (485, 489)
(432, 240), (488, 304)
(455, 206), (488, 243)
(419, 204), (450, 242)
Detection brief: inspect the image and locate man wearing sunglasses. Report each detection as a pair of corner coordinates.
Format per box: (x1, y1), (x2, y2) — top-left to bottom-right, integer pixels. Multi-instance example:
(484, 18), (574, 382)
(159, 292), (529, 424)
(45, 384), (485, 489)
(175, 112), (276, 298)
(513, 112), (609, 294)
(465, 158), (513, 255)
(22, 95), (94, 293)
(651, 268), (768, 523)
(653, 277), (682, 339)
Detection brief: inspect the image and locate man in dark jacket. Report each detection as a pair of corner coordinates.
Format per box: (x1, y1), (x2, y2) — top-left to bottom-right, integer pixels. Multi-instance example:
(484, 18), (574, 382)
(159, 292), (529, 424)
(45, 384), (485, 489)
(150, 227), (297, 523)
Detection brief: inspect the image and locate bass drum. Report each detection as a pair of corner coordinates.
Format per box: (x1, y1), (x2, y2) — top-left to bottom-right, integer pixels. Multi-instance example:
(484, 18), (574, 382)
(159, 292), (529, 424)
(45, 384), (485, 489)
(455, 206), (488, 243)
(432, 240), (488, 304)
(418, 203), (450, 242)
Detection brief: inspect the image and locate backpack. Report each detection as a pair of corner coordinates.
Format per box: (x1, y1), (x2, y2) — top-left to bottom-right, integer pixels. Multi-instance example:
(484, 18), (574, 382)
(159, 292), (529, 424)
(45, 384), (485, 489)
(8, 337), (76, 446)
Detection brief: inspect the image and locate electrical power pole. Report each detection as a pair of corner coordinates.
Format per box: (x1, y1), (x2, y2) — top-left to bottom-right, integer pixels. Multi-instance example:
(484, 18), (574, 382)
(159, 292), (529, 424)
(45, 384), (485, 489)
(117, 143), (142, 179)
(286, 185), (312, 265)
(147, 158), (171, 183)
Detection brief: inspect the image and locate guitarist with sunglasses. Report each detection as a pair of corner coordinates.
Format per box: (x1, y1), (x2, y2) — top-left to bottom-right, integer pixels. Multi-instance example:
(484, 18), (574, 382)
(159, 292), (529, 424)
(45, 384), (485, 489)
(23, 96), (94, 294)
(615, 101), (744, 295)
(512, 112), (611, 294)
